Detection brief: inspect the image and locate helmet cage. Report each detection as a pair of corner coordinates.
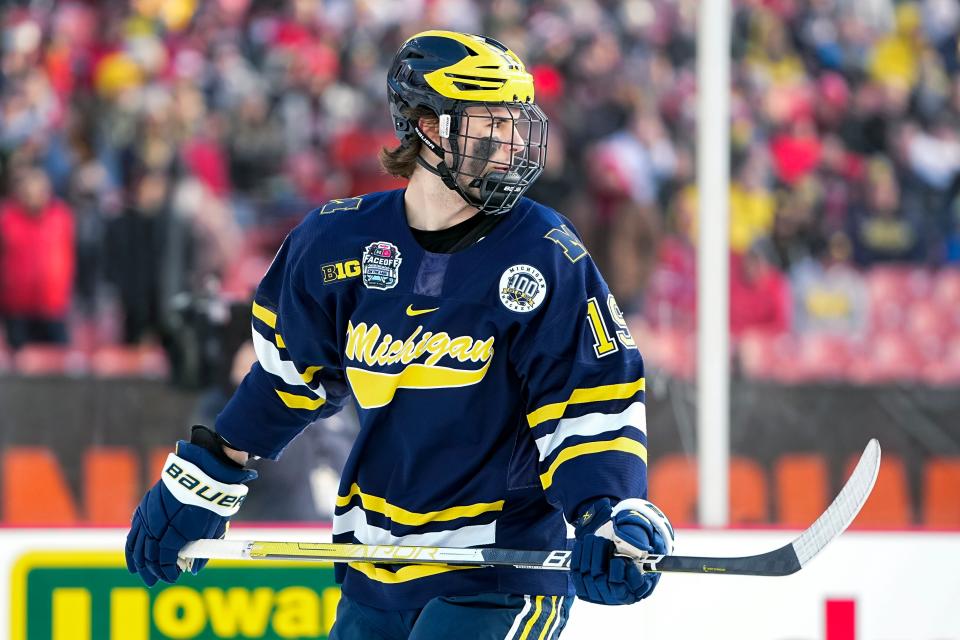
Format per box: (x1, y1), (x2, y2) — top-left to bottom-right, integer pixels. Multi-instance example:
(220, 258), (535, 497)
(411, 100), (548, 215)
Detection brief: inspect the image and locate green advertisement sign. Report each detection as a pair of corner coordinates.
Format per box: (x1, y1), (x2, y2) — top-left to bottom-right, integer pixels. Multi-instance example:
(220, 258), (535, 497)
(11, 551), (341, 639)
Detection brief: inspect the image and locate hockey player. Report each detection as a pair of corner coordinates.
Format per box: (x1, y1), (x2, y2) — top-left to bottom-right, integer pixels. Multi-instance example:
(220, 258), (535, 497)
(125, 30), (674, 638)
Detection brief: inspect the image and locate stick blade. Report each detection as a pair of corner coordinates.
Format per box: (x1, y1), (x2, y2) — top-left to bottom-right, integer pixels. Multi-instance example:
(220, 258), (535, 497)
(791, 438), (881, 567)
(648, 439), (881, 577)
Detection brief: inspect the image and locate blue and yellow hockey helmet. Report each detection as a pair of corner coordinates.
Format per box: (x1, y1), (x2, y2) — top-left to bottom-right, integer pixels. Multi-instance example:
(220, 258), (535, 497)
(387, 30), (549, 215)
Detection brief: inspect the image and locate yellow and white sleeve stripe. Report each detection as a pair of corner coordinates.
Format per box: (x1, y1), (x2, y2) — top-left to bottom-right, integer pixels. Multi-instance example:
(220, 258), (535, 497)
(533, 401), (645, 461)
(539, 437), (647, 489)
(252, 301), (327, 410)
(526, 377), (645, 428)
(527, 377), (647, 490)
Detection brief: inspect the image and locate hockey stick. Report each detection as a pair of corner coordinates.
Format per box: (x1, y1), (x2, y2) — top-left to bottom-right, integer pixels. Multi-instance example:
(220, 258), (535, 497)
(179, 439), (880, 577)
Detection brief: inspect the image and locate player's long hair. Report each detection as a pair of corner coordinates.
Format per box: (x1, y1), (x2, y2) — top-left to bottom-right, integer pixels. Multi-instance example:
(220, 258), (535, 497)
(379, 106), (437, 178)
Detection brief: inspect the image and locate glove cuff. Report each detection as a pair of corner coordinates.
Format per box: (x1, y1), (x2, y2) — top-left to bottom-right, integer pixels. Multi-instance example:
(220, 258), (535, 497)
(612, 498), (675, 556)
(573, 497), (615, 537)
(160, 452), (250, 517)
(190, 425), (247, 469)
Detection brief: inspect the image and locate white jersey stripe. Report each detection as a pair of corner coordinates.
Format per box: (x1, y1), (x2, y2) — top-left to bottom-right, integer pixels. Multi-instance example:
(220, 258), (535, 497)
(504, 595), (532, 640)
(332, 506), (497, 548)
(252, 327), (326, 399)
(534, 401), (645, 461)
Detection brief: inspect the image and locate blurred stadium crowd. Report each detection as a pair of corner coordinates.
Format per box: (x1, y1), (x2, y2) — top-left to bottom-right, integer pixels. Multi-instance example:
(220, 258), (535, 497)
(2, 0), (960, 386)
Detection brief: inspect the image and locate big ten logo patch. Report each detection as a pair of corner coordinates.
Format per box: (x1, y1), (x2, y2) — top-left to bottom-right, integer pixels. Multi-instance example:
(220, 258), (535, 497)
(322, 259), (361, 284)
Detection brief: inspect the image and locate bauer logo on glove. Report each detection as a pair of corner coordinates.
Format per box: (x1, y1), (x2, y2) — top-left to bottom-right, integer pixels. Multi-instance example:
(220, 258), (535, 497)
(162, 455), (248, 515)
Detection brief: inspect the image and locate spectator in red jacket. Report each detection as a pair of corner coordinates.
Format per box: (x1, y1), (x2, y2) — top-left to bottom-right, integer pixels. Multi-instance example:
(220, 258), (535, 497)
(0, 166), (74, 349)
(730, 242), (792, 338)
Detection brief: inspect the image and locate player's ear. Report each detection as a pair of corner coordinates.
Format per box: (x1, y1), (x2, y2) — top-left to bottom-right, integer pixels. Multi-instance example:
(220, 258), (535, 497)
(418, 115), (441, 145)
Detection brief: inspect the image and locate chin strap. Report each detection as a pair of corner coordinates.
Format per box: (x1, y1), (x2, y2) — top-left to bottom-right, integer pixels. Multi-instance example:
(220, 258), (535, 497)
(413, 124), (460, 191)
(415, 155), (459, 191)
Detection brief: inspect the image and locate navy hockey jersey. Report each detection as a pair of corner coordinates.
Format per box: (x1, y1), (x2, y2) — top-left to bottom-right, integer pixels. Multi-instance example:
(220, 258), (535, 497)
(216, 189), (649, 608)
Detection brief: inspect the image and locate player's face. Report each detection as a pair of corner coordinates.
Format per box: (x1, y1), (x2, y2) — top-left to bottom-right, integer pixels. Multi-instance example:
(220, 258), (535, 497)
(456, 105), (529, 191)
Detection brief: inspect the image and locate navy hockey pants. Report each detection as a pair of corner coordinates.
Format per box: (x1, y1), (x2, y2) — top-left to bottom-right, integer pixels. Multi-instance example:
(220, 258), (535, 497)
(329, 592), (573, 639)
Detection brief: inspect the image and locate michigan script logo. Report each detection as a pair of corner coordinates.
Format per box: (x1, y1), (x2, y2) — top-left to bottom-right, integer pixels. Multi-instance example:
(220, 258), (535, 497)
(343, 321), (494, 408)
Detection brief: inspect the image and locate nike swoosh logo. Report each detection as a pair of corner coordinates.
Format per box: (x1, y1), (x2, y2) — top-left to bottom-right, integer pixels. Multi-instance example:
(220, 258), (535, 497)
(406, 304), (439, 317)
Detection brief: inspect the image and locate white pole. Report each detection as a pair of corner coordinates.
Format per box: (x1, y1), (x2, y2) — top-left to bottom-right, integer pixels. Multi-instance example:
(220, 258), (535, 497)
(696, 0), (732, 527)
